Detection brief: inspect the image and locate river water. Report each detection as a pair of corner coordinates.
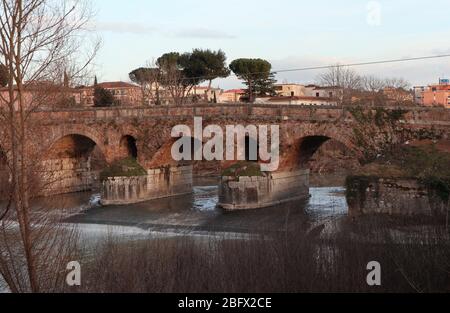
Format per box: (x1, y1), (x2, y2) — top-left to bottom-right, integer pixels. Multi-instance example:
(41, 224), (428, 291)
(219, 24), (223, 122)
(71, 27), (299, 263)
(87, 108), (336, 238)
(30, 176), (348, 241)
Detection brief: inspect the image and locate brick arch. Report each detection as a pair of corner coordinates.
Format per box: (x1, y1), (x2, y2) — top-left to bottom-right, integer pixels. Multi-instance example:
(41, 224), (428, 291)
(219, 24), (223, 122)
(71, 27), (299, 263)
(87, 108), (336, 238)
(279, 123), (361, 170)
(145, 135), (205, 169)
(42, 125), (107, 160)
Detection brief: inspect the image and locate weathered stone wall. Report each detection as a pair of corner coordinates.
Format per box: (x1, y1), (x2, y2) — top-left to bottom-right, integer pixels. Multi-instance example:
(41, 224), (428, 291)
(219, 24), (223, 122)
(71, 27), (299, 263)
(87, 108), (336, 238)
(101, 165), (193, 205)
(219, 169), (310, 210)
(347, 177), (448, 216)
(40, 157), (94, 196)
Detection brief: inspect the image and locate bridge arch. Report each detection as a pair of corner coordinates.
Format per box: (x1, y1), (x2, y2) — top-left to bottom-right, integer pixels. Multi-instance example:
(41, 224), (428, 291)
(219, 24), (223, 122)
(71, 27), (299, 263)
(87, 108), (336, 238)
(147, 135), (204, 169)
(43, 125), (107, 161)
(40, 133), (108, 195)
(280, 125), (360, 171)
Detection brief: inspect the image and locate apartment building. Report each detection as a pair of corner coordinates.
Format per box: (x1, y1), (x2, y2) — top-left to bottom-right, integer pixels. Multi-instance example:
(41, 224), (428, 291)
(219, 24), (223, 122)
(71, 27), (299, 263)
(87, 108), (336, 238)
(79, 81), (142, 107)
(217, 89), (246, 103)
(422, 80), (450, 108)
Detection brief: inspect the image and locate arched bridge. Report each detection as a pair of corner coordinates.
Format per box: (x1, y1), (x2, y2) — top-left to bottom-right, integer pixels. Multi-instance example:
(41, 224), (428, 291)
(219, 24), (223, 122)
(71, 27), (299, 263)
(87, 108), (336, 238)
(1, 104), (450, 200)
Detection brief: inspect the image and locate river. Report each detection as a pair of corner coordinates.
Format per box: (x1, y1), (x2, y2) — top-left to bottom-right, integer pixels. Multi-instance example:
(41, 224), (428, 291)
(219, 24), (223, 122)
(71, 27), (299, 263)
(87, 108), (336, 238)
(29, 175), (348, 241)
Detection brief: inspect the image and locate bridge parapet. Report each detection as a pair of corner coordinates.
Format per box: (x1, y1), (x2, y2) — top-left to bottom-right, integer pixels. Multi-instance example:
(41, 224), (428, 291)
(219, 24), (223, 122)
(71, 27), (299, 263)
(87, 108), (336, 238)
(32, 104), (450, 126)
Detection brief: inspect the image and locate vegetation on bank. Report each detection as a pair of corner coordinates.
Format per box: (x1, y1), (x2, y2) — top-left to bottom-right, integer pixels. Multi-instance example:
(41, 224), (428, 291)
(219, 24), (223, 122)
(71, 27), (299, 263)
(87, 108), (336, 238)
(100, 157), (147, 181)
(347, 143), (450, 202)
(222, 161), (265, 178)
(75, 219), (450, 293)
(348, 106), (409, 127)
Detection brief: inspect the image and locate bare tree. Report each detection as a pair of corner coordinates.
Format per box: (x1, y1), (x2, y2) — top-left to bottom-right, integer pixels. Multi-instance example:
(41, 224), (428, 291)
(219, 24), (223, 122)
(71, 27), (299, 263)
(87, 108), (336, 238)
(384, 77), (410, 90)
(317, 64), (362, 103)
(129, 61), (161, 106)
(0, 0), (98, 293)
(361, 75), (386, 93)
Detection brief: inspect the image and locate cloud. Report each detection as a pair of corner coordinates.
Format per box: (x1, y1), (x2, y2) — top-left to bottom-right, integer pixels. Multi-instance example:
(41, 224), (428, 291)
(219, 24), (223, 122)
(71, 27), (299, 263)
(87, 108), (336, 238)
(92, 22), (235, 40)
(174, 28), (236, 39)
(94, 22), (157, 34)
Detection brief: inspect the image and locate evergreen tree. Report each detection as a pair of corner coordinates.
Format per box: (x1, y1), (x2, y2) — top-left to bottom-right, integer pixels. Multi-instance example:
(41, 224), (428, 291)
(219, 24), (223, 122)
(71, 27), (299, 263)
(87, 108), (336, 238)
(94, 87), (114, 107)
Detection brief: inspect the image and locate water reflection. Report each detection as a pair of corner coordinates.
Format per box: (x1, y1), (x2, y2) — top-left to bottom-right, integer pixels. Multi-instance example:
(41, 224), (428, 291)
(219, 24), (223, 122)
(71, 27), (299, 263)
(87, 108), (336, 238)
(41, 176), (347, 238)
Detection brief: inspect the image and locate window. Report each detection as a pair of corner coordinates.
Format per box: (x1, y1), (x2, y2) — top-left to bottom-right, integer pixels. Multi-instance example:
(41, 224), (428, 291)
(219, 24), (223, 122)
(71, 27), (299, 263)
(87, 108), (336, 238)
(329, 92), (333, 98)
(316, 92), (320, 97)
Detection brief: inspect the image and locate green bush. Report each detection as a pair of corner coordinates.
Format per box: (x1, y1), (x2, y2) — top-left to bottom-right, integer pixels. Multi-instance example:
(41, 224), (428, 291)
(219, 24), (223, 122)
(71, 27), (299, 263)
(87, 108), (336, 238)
(222, 161), (265, 178)
(94, 86), (114, 107)
(100, 157), (147, 181)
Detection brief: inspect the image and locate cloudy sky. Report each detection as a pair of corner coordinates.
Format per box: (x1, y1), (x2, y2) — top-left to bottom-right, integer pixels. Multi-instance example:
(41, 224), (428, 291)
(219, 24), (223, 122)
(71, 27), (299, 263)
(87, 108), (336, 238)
(92, 0), (450, 89)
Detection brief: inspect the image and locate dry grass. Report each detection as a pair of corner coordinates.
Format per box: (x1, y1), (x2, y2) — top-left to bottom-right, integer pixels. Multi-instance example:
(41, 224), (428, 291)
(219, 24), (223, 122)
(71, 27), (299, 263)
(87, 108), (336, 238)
(73, 218), (450, 293)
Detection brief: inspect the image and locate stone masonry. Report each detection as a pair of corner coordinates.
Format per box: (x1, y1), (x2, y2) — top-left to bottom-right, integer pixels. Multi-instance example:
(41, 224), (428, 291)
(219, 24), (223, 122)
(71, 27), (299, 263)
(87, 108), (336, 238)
(219, 169), (310, 210)
(101, 165), (193, 205)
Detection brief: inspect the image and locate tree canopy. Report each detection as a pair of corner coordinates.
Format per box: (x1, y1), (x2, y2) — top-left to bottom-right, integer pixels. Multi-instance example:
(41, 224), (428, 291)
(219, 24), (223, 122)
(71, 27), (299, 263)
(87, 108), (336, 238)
(129, 67), (160, 85)
(229, 58), (274, 102)
(94, 86), (114, 107)
(185, 49), (230, 85)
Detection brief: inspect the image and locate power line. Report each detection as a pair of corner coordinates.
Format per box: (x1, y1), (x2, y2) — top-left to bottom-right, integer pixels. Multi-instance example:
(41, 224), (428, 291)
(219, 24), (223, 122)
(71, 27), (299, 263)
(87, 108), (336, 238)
(273, 54), (450, 74)
(164, 53), (450, 83)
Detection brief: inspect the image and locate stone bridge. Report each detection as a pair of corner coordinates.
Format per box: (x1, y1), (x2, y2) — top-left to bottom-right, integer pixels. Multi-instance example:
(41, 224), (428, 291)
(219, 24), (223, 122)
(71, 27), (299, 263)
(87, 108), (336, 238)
(1, 104), (450, 208)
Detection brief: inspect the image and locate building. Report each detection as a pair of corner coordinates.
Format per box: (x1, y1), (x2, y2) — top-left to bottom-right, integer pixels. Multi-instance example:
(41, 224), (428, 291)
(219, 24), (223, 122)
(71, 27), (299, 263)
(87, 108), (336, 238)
(188, 86), (222, 102)
(274, 84), (306, 97)
(306, 85), (344, 99)
(422, 79), (450, 108)
(0, 82), (82, 110)
(79, 81), (142, 107)
(275, 83), (343, 100)
(267, 96), (339, 106)
(217, 89), (246, 103)
(413, 86), (427, 105)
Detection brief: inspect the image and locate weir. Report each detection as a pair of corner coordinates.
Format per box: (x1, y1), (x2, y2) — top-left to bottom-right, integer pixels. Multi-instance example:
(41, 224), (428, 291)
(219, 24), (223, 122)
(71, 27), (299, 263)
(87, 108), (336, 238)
(100, 165), (193, 205)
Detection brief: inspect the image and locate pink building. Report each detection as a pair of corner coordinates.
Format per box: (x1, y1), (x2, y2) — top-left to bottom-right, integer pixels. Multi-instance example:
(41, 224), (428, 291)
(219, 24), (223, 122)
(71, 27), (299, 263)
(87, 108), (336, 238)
(218, 89), (246, 103)
(422, 82), (450, 108)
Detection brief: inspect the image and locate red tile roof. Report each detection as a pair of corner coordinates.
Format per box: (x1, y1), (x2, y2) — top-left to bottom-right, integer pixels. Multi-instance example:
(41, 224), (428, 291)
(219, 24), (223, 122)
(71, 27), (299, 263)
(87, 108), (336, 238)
(223, 89), (245, 93)
(269, 96), (337, 101)
(96, 81), (139, 89)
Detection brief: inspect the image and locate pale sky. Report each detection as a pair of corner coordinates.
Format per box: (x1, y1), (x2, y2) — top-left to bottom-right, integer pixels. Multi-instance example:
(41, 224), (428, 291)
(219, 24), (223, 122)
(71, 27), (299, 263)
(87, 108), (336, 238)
(91, 0), (450, 89)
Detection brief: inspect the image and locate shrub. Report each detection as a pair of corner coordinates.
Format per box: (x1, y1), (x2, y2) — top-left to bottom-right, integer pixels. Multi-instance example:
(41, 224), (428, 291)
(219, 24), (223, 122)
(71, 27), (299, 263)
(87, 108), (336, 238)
(94, 87), (114, 107)
(100, 157), (147, 181)
(222, 161), (265, 178)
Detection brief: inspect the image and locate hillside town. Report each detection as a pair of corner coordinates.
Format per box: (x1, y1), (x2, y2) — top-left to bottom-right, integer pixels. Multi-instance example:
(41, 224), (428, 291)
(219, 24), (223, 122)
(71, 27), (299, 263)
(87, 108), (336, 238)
(3, 75), (449, 109)
(71, 77), (450, 108)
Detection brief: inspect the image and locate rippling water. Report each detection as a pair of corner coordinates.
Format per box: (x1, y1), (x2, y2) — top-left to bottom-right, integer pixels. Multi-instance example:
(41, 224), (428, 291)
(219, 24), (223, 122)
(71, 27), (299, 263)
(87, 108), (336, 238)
(28, 176), (348, 241)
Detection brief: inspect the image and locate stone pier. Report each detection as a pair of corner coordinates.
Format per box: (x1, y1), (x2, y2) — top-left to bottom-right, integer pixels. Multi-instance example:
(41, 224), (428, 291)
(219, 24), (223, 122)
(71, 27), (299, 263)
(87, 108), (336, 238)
(40, 157), (95, 196)
(101, 165), (193, 205)
(219, 169), (310, 210)
(346, 176), (448, 216)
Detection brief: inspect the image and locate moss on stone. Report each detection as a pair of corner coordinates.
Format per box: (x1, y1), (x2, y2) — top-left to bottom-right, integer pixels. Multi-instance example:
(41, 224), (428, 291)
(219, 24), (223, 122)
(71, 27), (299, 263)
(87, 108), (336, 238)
(100, 157), (147, 181)
(348, 144), (450, 203)
(222, 161), (265, 178)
